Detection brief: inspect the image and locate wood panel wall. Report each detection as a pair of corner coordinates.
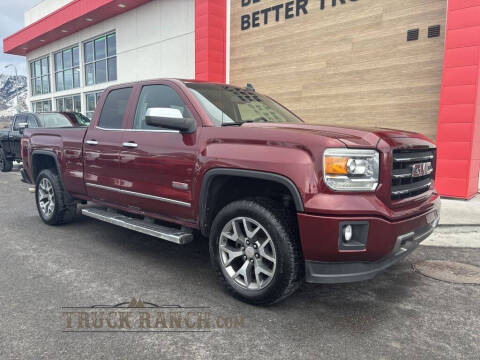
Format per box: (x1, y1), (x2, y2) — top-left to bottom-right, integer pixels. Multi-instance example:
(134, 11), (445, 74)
(230, 0), (447, 140)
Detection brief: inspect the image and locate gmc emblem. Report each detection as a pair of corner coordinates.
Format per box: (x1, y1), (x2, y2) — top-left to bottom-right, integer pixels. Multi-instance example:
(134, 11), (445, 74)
(412, 162), (433, 178)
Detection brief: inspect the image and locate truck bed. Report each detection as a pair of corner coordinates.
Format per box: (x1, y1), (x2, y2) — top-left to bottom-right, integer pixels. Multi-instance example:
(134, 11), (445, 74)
(23, 127), (88, 196)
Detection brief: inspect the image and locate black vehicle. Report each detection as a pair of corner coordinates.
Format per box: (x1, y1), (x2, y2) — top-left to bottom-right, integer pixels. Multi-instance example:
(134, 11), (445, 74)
(0, 112), (90, 172)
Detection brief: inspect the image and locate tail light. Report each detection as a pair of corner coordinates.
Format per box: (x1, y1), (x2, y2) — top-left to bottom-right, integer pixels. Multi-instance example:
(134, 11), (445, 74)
(21, 138), (27, 161)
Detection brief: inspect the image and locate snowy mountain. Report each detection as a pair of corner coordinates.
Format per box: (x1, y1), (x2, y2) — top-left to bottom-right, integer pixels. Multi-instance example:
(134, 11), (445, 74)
(0, 74), (28, 119)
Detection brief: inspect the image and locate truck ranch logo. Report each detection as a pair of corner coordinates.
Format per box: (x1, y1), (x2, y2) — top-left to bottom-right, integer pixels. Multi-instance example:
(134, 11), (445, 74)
(240, 0), (359, 31)
(61, 298), (245, 333)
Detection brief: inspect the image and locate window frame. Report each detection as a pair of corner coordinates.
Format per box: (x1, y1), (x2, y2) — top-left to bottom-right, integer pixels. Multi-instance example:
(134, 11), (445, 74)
(54, 45), (81, 92)
(29, 55), (51, 96)
(32, 100), (52, 113)
(83, 32), (117, 86)
(55, 94), (82, 113)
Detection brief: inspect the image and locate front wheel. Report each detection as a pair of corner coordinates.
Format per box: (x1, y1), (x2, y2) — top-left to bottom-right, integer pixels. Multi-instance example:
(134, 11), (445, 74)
(35, 169), (77, 225)
(209, 199), (304, 305)
(0, 149), (13, 172)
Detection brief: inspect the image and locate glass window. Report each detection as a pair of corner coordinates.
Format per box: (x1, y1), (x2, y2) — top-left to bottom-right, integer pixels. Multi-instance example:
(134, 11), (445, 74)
(54, 46), (80, 91)
(95, 60), (107, 84)
(73, 68), (81, 88)
(133, 85), (193, 130)
(108, 58), (117, 81)
(30, 56), (51, 96)
(56, 94), (81, 113)
(85, 90), (104, 119)
(72, 47), (79, 67)
(95, 37), (106, 59)
(98, 88), (132, 129)
(32, 100), (52, 113)
(107, 33), (116, 57)
(64, 69), (73, 90)
(27, 115), (38, 128)
(84, 33), (116, 86)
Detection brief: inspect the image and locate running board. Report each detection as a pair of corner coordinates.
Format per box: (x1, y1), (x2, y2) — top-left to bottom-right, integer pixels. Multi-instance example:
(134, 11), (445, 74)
(81, 207), (193, 245)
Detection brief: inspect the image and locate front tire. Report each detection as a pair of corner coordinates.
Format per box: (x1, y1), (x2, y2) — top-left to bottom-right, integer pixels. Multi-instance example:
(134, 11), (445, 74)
(35, 169), (77, 225)
(0, 149), (13, 172)
(209, 199), (304, 305)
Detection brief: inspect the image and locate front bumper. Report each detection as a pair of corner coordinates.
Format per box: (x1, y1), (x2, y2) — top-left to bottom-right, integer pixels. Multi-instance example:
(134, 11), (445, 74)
(298, 196), (441, 284)
(305, 219), (437, 283)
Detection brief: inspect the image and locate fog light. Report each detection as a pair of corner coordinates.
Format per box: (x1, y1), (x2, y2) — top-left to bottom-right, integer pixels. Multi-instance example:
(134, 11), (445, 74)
(343, 225), (353, 242)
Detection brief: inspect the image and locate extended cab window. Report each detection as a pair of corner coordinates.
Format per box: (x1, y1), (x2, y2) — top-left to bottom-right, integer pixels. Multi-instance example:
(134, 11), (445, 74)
(133, 85), (193, 130)
(98, 87), (132, 129)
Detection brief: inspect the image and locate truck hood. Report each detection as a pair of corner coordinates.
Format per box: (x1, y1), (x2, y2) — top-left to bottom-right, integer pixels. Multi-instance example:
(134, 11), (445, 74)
(241, 123), (433, 148)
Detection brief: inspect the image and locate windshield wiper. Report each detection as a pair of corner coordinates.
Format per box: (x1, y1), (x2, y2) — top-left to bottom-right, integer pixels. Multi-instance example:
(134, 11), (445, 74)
(222, 119), (269, 127)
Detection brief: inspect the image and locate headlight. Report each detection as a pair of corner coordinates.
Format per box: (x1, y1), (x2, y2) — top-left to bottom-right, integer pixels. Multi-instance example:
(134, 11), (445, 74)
(323, 148), (379, 192)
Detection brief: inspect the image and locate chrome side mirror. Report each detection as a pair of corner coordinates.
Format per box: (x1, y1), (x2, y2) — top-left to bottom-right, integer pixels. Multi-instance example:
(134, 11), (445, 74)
(145, 108), (196, 133)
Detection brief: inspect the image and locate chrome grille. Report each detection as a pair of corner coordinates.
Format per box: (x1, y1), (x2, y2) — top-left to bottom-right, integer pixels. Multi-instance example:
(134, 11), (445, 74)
(391, 149), (435, 200)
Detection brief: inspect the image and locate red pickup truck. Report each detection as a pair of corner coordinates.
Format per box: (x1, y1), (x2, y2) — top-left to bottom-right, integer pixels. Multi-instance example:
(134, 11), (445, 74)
(22, 79), (440, 305)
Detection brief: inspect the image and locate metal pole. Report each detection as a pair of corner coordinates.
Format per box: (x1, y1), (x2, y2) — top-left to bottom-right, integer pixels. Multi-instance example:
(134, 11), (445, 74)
(5, 64), (19, 112)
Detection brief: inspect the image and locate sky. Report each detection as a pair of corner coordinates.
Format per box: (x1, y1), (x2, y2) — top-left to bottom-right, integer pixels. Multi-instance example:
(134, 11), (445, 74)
(0, 0), (38, 77)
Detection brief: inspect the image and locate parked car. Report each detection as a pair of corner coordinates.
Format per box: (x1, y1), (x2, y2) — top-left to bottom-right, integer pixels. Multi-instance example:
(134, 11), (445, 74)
(21, 79), (441, 305)
(0, 112), (89, 173)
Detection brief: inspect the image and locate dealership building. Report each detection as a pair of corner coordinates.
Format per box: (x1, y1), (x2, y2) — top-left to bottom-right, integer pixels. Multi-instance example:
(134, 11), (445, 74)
(3, 0), (480, 199)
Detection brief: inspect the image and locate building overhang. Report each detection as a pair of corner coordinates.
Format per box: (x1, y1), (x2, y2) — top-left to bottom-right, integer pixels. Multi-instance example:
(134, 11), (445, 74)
(3, 0), (153, 56)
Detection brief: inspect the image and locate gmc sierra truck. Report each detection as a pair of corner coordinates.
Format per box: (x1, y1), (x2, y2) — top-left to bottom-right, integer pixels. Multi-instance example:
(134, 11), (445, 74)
(21, 79), (440, 305)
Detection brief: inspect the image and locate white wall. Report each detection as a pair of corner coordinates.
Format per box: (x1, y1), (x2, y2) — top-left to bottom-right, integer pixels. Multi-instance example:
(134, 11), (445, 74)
(25, 0), (72, 26)
(25, 0), (195, 112)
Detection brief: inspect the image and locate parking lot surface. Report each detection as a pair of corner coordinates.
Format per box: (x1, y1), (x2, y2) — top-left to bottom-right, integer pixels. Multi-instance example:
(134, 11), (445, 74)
(0, 168), (479, 360)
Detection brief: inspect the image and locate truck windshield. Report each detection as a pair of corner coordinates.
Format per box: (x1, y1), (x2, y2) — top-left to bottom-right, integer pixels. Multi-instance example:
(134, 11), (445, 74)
(186, 83), (302, 126)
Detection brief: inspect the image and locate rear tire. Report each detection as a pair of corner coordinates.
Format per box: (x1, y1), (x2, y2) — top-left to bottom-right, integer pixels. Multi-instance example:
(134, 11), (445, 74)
(0, 149), (13, 172)
(209, 198), (304, 305)
(35, 169), (77, 225)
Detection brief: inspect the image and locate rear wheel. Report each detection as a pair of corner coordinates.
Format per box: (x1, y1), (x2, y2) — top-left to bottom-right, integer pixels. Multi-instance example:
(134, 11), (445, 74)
(0, 149), (13, 172)
(35, 169), (77, 225)
(209, 199), (304, 305)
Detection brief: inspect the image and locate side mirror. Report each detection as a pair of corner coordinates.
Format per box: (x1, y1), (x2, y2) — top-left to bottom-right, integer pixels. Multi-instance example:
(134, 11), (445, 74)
(18, 122), (28, 135)
(145, 108), (196, 133)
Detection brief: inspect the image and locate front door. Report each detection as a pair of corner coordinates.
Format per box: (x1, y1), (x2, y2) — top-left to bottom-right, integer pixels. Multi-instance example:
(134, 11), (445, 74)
(83, 86), (134, 205)
(118, 83), (199, 224)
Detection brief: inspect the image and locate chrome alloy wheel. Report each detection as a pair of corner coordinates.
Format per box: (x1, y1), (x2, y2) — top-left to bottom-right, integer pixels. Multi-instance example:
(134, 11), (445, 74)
(219, 217), (277, 290)
(38, 178), (55, 219)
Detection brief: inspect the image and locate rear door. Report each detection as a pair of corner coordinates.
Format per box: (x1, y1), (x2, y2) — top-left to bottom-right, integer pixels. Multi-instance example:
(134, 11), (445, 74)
(117, 82), (200, 223)
(83, 86), (135, 205)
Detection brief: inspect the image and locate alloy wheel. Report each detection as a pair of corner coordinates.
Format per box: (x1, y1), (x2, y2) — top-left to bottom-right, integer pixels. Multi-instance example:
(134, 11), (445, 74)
(219, 216), (277, 290)
(38, 178), (55, 219)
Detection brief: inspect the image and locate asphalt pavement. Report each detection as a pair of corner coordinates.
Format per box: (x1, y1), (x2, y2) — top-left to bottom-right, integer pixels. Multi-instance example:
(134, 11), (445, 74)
(0, 167), (479, 360)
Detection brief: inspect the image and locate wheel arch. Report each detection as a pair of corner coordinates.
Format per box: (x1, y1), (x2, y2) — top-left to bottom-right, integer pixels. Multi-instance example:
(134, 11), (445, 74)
(199, 168), (304, 237)
(31, 150), (63, 185)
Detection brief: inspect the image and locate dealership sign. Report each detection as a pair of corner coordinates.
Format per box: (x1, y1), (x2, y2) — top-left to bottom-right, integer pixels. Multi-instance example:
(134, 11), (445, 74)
(240, 0), (359, 31)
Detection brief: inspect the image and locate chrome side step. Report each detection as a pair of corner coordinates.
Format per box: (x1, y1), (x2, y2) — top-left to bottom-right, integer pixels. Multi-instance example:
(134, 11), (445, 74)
(81, 207), (193, 245)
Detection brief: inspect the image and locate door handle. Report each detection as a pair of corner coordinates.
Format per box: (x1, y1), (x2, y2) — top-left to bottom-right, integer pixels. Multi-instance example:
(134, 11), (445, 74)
(86, 140), (98, 145)
(122, 142), (138, 148)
